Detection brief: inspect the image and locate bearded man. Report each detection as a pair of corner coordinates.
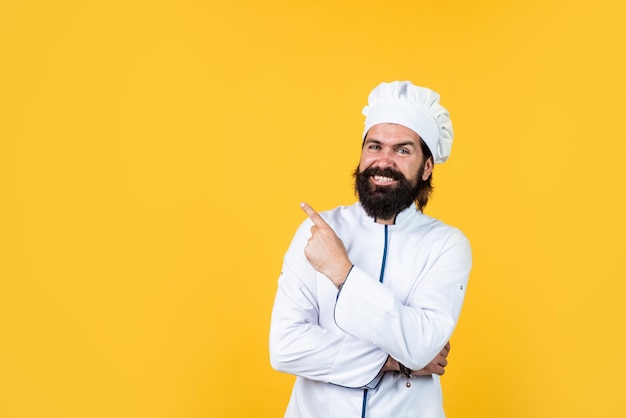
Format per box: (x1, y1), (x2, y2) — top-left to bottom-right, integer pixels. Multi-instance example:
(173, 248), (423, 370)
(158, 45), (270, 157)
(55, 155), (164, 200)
(269, 81), (472, 418)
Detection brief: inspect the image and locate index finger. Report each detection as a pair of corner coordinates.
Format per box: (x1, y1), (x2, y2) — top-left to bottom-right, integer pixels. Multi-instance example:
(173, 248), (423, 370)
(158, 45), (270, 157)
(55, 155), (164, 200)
(300, 202), (329, 227)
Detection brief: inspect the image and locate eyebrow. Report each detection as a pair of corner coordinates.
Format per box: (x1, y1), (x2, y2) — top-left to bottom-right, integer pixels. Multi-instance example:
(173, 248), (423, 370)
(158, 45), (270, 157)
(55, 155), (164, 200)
(364, 138), (417, 148)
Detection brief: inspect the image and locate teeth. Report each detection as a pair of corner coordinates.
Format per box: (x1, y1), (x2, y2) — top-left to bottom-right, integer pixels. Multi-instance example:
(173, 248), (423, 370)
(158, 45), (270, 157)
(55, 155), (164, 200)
(374, 175), (394, 182)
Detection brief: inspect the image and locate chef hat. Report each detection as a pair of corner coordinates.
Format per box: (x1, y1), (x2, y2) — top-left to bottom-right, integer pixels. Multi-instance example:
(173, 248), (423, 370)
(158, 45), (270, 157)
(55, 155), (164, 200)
(362, 81), (454, 164)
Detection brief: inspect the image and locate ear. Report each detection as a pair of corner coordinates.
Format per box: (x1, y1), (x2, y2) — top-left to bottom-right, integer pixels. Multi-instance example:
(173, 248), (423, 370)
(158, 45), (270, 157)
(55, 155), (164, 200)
(421, 157), (434, 181)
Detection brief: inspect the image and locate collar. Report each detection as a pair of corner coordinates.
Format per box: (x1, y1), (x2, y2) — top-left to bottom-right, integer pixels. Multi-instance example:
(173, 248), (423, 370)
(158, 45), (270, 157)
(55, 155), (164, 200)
(393, 203), (420, 226)
(358, 202), (421, 227)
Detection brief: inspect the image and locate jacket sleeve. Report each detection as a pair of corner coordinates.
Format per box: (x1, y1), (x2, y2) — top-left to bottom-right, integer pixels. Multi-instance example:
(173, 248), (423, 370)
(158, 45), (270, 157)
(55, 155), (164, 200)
(333, 228), (472, 371)
(269, 220), (389, 388)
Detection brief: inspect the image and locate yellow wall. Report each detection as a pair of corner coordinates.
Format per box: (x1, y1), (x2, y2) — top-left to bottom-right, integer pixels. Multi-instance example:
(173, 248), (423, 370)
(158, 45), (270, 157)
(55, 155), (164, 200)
(1, 0), (625, 416)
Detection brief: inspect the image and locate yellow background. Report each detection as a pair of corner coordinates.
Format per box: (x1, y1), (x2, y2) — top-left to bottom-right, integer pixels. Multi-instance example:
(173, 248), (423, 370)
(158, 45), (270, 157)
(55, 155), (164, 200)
(1, 0), (625, 417)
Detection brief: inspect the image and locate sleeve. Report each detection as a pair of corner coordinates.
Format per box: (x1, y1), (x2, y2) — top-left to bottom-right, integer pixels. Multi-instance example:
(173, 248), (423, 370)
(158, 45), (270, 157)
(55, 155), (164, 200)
(333, 229), (472, 370)
(269, 220), (389, 388)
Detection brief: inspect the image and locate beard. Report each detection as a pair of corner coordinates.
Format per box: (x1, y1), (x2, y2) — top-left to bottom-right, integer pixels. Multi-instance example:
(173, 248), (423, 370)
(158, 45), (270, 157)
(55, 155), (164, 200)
(353, 165), (424, 221)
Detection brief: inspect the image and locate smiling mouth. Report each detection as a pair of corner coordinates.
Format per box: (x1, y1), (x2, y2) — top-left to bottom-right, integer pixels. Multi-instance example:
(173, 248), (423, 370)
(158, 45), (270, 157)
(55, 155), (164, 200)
(372, 175), (396, 183)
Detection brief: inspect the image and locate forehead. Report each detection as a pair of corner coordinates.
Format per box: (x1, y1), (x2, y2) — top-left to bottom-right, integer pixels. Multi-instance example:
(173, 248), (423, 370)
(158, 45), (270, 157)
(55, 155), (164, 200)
(364, 123), (421, 145)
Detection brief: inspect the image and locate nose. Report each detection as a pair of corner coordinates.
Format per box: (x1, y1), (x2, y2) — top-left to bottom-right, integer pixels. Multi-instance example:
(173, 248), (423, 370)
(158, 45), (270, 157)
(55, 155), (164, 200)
(372, 149), (394, 168)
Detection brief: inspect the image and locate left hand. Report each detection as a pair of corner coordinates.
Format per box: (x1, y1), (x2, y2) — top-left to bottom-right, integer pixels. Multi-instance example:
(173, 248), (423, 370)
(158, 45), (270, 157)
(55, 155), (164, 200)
(300, 202), (353, 287)
(412, 341), (450, 376)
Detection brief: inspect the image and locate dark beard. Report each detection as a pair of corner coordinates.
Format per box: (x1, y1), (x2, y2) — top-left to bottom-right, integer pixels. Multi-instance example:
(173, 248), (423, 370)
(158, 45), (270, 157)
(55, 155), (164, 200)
(353, 165), (424, 221)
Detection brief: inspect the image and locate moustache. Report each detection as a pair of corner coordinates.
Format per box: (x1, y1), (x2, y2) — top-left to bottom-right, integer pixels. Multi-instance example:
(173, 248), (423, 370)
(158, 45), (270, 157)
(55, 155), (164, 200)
(360, 166), (407, 182)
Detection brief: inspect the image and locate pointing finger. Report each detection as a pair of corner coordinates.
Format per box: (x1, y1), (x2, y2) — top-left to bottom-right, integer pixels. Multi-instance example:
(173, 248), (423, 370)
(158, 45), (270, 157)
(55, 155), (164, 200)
(300, 202), (329, 227)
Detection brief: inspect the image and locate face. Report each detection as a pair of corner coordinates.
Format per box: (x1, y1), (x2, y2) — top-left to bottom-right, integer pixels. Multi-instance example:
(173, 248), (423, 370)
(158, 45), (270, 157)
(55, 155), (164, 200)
(355, 123), (433, 221)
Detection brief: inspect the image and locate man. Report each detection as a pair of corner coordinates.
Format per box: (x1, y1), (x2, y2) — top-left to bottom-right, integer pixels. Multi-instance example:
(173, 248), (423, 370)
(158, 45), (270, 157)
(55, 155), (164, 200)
(269, 81), (472, 417)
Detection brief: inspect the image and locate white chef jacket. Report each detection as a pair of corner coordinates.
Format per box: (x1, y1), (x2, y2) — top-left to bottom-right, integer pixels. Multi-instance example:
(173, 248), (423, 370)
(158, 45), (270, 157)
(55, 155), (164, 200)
(269, 202), (472, 418)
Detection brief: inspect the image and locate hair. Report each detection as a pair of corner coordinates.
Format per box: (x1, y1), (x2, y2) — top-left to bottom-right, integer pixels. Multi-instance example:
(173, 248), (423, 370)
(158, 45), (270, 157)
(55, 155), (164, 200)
(415, 138), (434, 212)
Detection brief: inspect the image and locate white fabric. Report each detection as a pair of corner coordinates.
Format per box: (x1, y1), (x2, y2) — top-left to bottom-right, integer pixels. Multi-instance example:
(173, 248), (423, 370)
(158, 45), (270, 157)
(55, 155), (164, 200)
(362, 81), (454, 164)
(269, 203), (472, 418)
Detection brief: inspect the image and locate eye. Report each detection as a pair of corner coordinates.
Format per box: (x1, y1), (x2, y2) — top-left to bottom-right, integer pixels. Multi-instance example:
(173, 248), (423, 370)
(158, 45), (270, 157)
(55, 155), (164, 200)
(368, 144), (381, 150)
(397, 148), (410, 155)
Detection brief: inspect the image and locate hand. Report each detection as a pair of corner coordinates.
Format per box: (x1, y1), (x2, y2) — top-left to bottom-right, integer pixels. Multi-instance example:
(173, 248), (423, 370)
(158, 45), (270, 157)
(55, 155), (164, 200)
(381, 355), (400, 373)
(380, 342), (450, 377)
(300, 202), (353, 287)
(412, 341), (450, 376)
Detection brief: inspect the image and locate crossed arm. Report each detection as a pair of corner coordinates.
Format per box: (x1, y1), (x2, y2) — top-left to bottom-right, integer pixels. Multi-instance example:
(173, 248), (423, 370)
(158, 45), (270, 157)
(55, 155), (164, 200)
(298, 202), (452, 377)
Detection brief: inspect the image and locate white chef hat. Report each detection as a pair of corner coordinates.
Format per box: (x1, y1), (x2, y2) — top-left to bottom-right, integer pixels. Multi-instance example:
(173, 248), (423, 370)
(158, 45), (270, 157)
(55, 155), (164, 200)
(362, 81), (454, 164)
